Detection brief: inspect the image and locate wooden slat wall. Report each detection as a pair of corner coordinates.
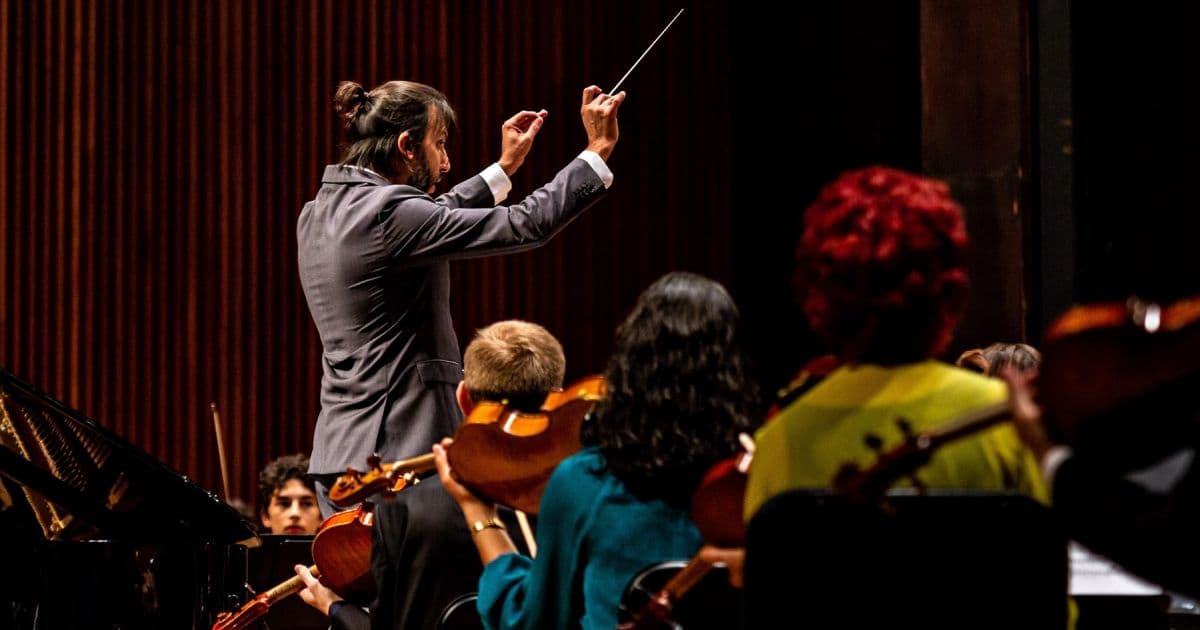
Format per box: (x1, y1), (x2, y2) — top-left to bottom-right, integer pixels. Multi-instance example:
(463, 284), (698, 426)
(0, 0), (733, 505)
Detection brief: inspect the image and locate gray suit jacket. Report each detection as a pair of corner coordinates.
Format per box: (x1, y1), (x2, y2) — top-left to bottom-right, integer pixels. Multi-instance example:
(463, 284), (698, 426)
(297, 159), (606, 475)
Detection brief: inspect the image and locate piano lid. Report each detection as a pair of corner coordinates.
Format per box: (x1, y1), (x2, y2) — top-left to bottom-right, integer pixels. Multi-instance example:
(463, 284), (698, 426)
(0, 368), (259, 545)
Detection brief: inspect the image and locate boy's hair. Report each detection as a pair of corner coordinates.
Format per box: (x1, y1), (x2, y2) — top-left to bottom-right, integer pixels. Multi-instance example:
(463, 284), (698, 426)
(463, 320), (566, 411)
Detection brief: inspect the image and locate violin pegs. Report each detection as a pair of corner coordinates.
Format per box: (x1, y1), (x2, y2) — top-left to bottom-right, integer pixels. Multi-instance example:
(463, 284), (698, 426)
(863, 432), (884, 453)
(896, 418), (915, 440)
(344, 466), (360, 478)
(366, 453), (382, 470)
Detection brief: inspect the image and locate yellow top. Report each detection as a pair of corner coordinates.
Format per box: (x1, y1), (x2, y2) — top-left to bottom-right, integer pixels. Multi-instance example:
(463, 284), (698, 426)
(745, 360), (1048, 521)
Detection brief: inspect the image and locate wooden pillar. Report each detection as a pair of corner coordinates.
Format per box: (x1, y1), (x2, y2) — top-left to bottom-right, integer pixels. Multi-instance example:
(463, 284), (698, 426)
(920, 0), (1033, 351)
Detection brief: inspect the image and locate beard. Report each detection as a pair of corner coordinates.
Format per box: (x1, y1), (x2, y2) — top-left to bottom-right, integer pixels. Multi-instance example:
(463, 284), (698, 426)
(407, 159), (441, 194)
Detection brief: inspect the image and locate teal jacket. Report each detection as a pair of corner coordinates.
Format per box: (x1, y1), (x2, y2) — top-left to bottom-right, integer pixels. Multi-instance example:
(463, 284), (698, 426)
(477, 447), (703, 629)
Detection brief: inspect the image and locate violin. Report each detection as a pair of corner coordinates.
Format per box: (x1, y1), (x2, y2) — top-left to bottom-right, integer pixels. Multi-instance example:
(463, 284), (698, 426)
(617, 557), (727, 630)
(445, 374), (606, 514)
(328, 452), (436, 506)
(830, 402), (1011, 506)
(690, 353), (840, 548)
(614, 434), (754, 630)
(330, 375), (606, 514)
(211, 503), (375, 630)
(765, 353), (839, 419)
(1038, 295), (1200, 445)
(832, 295), (1200, 505)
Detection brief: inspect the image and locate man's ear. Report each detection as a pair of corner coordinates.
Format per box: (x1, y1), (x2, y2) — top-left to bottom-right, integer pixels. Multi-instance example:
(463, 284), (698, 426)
(396, 131), (413, 158)
(260, 510), (271, 529)
(456, 381), (474, 415)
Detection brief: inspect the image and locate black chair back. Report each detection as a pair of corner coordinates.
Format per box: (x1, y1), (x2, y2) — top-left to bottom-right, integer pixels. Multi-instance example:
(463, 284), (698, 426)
(744, 490), (1067, 629)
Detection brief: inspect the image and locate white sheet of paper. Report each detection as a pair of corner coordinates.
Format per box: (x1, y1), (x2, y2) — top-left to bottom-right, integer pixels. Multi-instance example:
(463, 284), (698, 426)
(1069, 541), (1163, 596)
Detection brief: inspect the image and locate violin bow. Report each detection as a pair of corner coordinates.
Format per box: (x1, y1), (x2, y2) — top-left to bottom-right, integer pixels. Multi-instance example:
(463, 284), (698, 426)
(515, 510), (538, 558)
(211, 402), (233, 501)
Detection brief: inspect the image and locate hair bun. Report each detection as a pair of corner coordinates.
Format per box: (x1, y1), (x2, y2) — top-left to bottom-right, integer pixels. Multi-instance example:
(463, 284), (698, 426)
(334, 81), (370, 126)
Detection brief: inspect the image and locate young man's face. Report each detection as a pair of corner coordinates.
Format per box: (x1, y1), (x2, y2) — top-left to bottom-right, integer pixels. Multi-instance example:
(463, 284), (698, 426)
(260, 478), (321, 535)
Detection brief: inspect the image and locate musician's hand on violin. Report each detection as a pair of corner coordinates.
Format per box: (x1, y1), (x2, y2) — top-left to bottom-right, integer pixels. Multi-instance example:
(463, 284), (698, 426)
(1000, 367), (1055, 461)
(433, 438), (493, 519)
(294, 564), (344, 616)
(498, 109), (548, 177)
(697, 545), (745, 589)
(581, 85), (625, 161)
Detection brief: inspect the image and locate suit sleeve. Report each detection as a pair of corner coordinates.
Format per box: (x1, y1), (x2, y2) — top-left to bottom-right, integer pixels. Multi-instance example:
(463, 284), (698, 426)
(433, 172), (495, 209)
(377, 158), (606, 267)
(330, 603), (370, 630)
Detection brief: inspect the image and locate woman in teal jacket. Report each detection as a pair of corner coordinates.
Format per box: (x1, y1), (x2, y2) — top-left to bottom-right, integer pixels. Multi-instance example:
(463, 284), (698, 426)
(434, 271), (760, 629)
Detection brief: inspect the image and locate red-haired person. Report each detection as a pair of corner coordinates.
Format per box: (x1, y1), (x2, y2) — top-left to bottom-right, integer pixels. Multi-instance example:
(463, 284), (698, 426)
(744, 167), (1047, 519)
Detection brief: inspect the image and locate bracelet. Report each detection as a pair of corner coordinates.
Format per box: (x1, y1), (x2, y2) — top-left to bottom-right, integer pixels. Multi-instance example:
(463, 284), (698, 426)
(470, 516), (506, 536)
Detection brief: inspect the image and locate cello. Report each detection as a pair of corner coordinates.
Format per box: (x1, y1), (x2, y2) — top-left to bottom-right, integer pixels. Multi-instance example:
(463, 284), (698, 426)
(211, 503), (375, 630)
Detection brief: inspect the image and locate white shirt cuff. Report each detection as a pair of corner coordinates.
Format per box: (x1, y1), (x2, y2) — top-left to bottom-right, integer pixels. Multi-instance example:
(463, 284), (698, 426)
(1041, 445), (1073, 488)
(577, 151), (613, 189)
(480, 163), (513, 205)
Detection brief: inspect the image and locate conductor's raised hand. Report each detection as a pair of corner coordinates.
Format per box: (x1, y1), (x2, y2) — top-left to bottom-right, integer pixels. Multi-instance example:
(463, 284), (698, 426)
(498, 109), (548, 177)
(581, 85), (626, 161)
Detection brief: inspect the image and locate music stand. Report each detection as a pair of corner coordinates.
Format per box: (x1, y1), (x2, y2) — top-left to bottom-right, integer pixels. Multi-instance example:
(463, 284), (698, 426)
(743, 490), (1068, 629)
(246, 534), (334, 630)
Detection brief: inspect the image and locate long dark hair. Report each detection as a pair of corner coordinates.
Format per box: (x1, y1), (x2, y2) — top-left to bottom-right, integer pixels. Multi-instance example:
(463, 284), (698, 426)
(333, 80), (456, 179)
(583, 272), (761, 508)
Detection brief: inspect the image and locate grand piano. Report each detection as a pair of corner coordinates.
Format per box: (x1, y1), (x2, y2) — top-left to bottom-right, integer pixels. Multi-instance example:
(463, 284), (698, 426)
(0, 368), (258, 629)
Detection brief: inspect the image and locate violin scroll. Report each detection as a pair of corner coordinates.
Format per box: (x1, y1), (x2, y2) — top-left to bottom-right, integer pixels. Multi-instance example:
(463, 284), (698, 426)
(329, 452), (436, 507)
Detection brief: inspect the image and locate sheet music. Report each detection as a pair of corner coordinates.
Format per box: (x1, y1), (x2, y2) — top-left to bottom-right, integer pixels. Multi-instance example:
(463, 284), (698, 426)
(1069, 542), (1163, 596)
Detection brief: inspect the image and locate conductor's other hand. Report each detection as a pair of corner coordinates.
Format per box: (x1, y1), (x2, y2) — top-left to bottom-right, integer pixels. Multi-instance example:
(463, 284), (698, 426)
(581, 85), (625, 161)
(499, 109), (548, 177)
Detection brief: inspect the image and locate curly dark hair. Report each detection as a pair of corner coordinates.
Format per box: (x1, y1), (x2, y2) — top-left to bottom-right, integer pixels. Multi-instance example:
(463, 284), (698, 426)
(583, 272), (761, 508)
(256, 453), (315, 518)
(795, 166), (970, 364)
